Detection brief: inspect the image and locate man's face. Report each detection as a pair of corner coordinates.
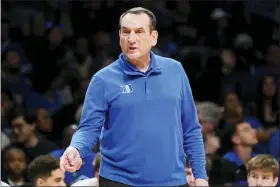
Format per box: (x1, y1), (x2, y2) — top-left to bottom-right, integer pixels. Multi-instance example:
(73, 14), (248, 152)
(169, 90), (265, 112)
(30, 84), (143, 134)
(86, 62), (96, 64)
(36, 108), (53, 133)
(37, 169), (66, 186)
(221, 50), (236, 69)
(1, 92), (14, 117)
(234, 122), (258, 146)
(248, 170), (278, 186)
(119, 13), (158, 61)
(185, 167), (195, 187)
(198, 112), (213, 136)
(12, 116), (34, 143)
(263, 76), (276, 97)
(48, 27), (62, 45)
(6, 150), (27, 176)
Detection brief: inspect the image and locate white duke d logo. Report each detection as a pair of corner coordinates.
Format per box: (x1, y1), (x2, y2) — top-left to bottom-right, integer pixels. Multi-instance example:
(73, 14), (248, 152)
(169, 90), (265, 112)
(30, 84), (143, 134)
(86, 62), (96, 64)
(121, 84), (133, 93)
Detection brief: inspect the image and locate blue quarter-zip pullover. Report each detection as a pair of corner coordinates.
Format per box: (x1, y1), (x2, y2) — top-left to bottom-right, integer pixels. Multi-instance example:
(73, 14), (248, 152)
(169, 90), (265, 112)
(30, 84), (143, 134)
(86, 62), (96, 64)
(70, 52), (207, 186)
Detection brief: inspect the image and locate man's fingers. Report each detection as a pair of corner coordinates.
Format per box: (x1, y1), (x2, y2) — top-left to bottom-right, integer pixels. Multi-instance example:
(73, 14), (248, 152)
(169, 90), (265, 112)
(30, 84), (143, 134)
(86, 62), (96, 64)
(73, 155), (82, 167)
(65, 165), (77, 172)
(74, 158), (83, 170)
(60, 156), (68, 172)
(60, 147), (82, 172)
(66, 152), (76, 166)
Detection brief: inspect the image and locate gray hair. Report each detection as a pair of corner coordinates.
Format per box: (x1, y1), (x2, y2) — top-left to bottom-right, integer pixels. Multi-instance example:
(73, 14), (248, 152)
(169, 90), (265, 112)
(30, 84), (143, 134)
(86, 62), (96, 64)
(196, 102), (223, 126)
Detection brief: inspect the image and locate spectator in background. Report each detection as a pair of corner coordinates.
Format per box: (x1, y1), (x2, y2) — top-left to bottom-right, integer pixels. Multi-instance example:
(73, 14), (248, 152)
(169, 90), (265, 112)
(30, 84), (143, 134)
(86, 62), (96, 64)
(221, 92), (277, 154)
(71, 152), (101, 186)
(255, 76), (279, 128)
(1, 18), (31, 74)
(2, 108), (58, 164)
(28, 155), (66, 186)
(35, 108), (55, 141)
(222, 92), (244, 125)
(222, 120), (258, 185)
(247, 154), (279, 187)
(1, 88), (15, 129)
(255, 44), (280, 77)
(1, 49), (33, 104)
(222, 92), (261, 129)
(26, 26), (68, 113)
(2, 147), (28, 186)
(233, 33), (257, 73)
(196, 102), (222, 155)
(196, 102), (222, 136)
(74, 37), (92, 78)
(198, 8), (232, 49)
(219, 49), (255, 102)
(50, 124), (96, 185)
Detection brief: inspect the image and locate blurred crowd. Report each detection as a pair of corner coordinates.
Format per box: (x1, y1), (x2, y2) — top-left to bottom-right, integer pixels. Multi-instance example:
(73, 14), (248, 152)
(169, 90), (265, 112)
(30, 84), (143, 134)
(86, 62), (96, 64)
(1, 0), (280, 186)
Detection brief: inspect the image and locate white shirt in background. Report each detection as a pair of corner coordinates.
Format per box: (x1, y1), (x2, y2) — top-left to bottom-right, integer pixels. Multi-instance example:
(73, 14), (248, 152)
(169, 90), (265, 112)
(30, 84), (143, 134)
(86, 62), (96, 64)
(1, 181), (11, 187)
(71, 177), (98, 187)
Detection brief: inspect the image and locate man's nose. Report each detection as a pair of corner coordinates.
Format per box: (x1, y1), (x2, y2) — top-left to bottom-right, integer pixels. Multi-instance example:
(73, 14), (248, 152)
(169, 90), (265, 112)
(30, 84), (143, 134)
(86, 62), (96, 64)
(60, 181), (66, 186)
(256, 178), (263, 186)
(128, 32), (136, 43)
(13, 128), (19, 134)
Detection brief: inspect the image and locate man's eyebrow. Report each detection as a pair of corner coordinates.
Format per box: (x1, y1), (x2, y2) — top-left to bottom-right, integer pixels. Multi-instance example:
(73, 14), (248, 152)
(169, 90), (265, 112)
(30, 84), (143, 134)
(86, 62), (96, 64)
(121, 26), (145, 30)
(121, 26), (129, 30)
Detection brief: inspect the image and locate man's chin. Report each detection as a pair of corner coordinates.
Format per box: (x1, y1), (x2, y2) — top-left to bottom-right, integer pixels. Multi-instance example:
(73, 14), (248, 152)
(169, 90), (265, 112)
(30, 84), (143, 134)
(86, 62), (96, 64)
(126, 53), (141, 60)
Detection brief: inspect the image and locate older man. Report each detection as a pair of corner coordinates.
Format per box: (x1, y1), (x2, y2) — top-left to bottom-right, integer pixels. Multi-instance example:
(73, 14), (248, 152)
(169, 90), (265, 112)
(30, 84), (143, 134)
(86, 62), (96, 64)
(60, 7), (208, 187)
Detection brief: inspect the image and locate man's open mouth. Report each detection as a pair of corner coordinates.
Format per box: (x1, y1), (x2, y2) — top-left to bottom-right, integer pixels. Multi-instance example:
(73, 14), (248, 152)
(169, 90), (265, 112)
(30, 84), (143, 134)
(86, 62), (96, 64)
(129, 47), (136, 50)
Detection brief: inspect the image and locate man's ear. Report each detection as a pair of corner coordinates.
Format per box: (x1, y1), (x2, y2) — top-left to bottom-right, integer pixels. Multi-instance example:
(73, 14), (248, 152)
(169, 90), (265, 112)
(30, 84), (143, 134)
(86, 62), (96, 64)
(273, 177), (278, 186)
(36, 178), (44, 186)
(231, 135), (240, 145)
(151, 30), (158, 47)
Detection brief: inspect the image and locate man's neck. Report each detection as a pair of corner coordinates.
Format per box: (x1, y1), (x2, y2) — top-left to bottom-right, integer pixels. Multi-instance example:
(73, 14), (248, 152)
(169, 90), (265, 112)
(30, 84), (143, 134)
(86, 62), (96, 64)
(24, 135), (39, 148)
(235, 145), (253, 164)
(128, 54), (151, 73)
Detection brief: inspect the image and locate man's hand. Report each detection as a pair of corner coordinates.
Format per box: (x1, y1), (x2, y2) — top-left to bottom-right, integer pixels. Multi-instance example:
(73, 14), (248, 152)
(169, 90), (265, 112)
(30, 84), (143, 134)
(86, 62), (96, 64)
(195, 178), (209, 186)
(60, 146), (83, 172)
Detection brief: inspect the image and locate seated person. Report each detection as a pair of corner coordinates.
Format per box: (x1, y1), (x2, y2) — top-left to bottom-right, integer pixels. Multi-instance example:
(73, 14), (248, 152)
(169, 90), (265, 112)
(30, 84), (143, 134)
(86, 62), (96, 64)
(28, 154), (66, 186)
(247, 154), (279, 187)
(1, 147), (28, 186)
(220, 120), (258, 185)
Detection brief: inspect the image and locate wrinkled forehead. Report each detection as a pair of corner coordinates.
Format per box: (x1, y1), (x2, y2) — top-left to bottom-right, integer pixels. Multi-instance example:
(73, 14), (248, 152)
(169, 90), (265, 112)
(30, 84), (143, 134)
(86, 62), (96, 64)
(120, 13), (150, 31)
